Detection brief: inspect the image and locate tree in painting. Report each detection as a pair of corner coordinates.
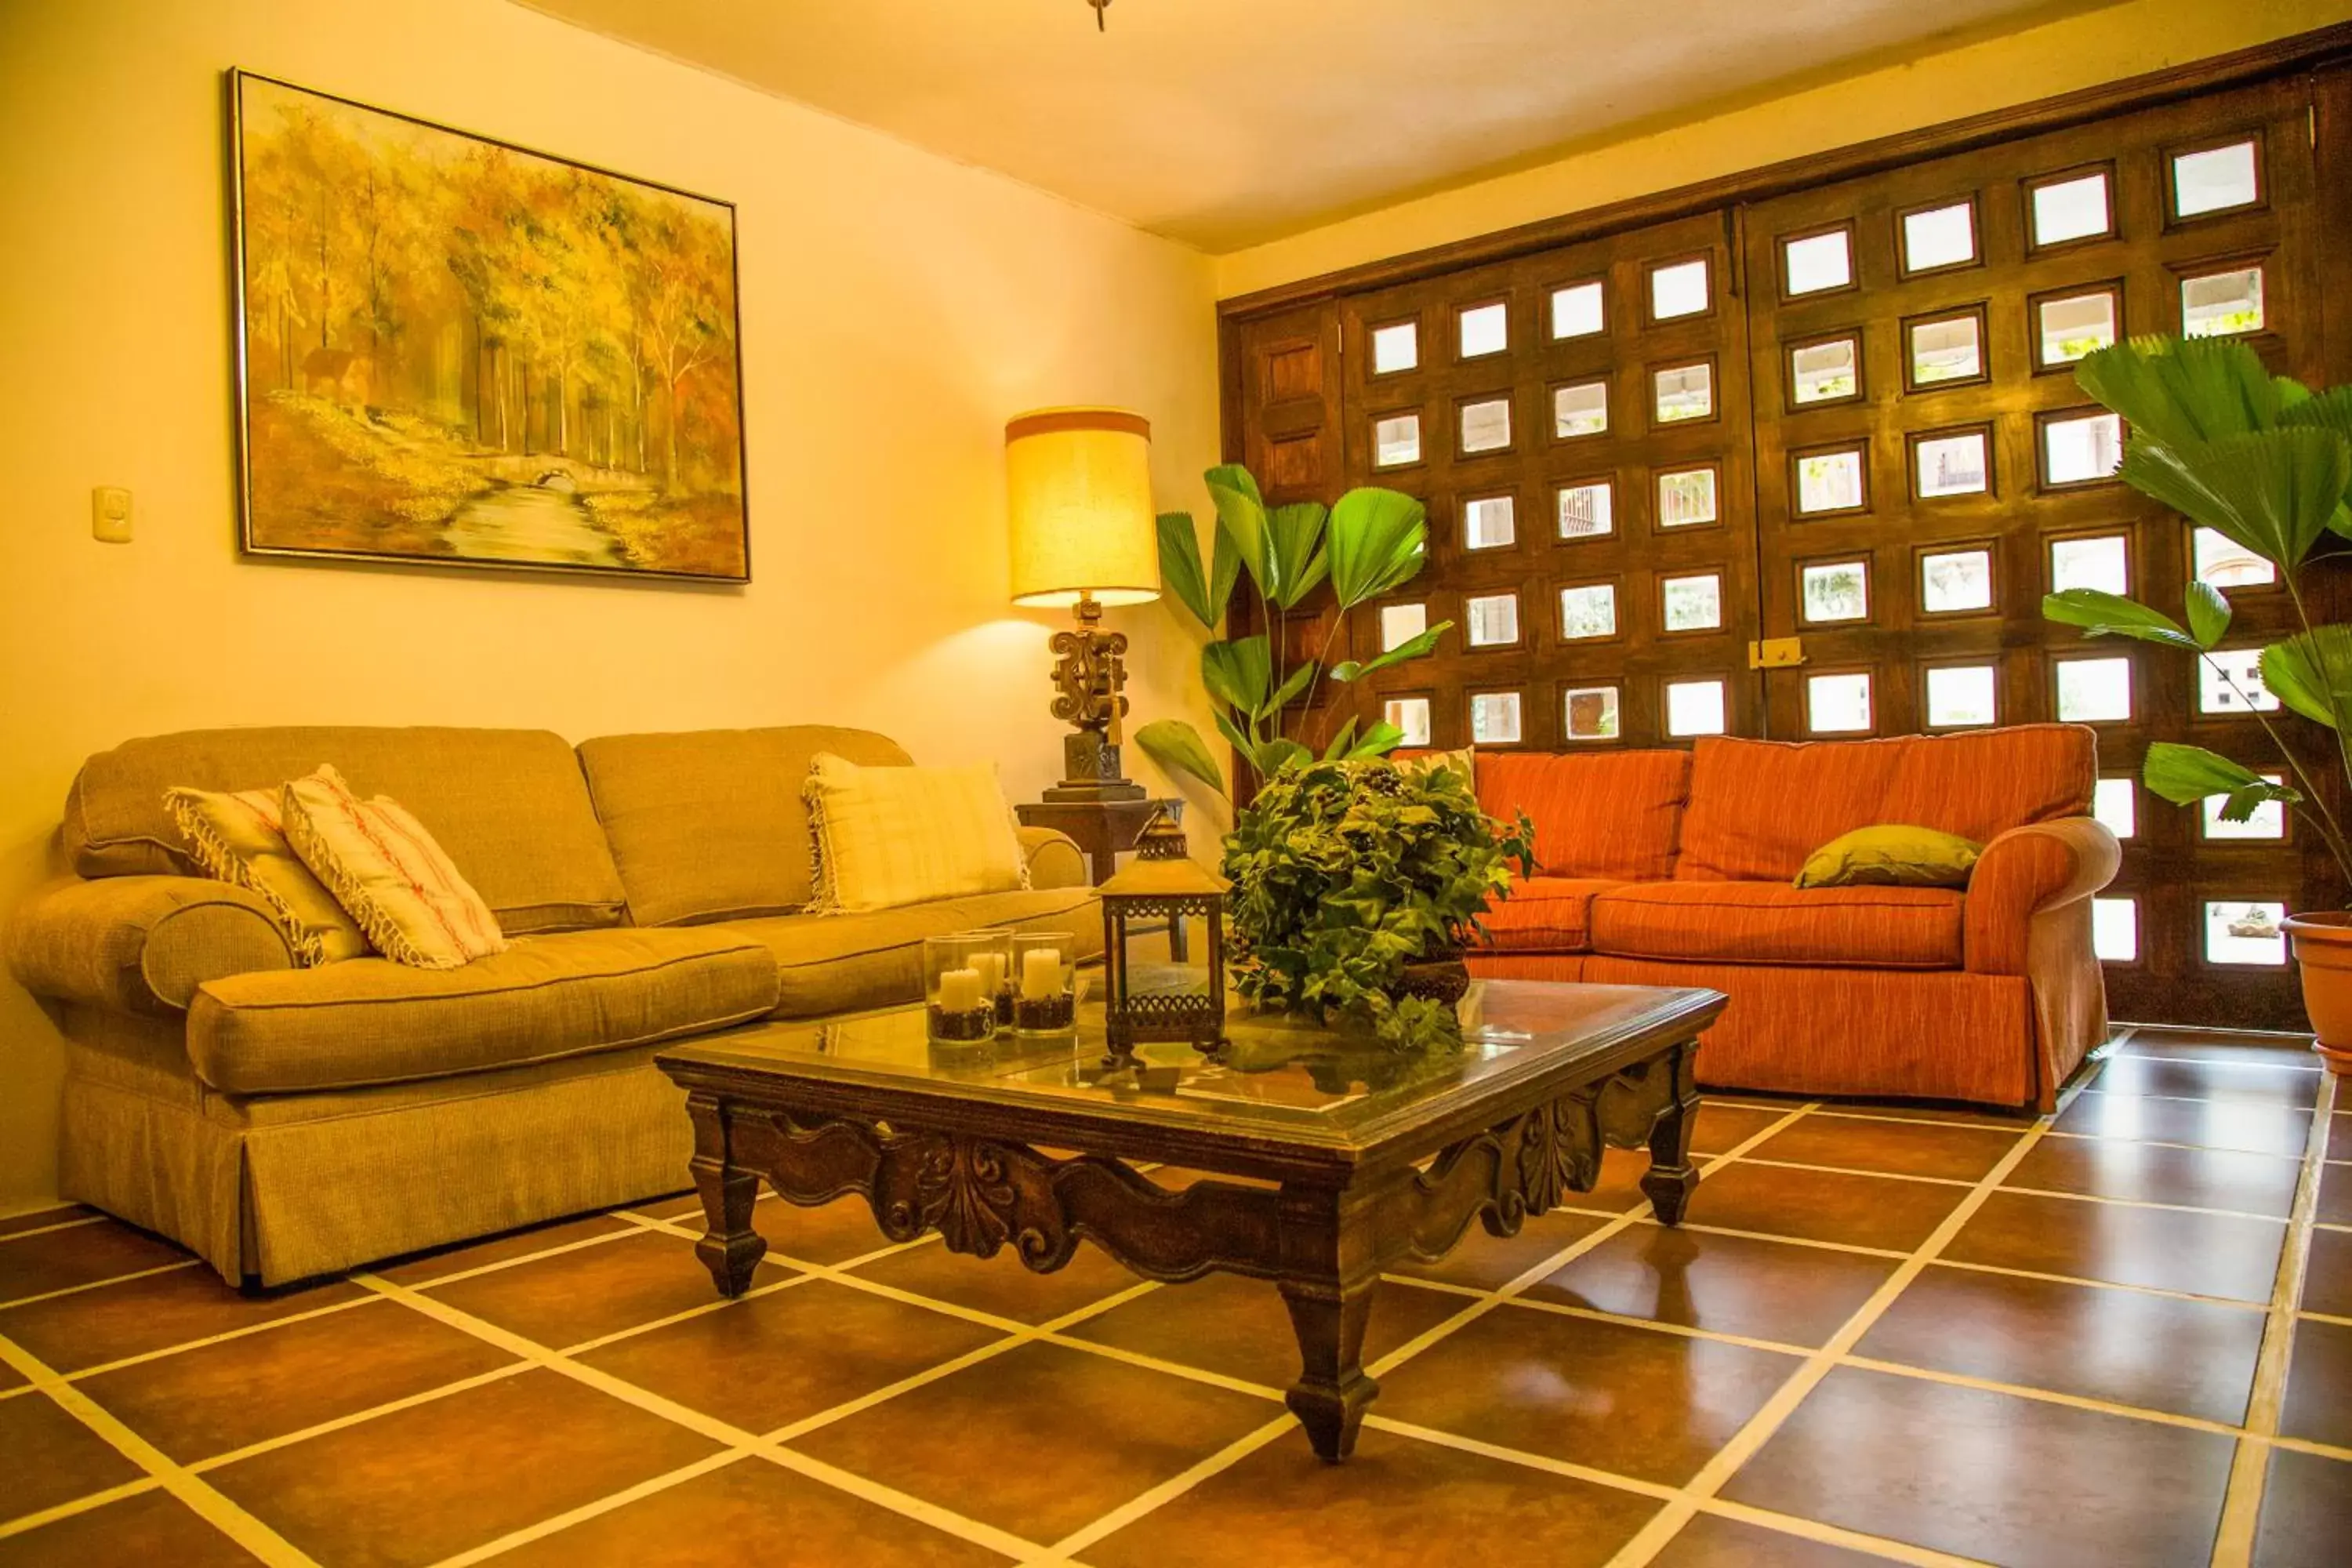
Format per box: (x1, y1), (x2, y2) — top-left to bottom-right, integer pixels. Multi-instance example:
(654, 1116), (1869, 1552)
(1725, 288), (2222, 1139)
(234, 74), (747, 579)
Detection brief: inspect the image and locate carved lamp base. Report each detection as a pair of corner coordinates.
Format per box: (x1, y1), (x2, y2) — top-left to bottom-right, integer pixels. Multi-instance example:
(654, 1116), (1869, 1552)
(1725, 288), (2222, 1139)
(1044, 597), (1146, 801)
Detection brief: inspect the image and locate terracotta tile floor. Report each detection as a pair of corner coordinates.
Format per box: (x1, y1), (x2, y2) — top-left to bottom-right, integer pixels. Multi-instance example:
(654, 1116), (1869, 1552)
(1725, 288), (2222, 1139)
(1, 1026), (2347, 1566)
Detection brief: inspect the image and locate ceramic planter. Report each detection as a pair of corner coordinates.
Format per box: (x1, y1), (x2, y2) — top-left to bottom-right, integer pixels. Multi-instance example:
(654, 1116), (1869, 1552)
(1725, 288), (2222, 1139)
(2281, 910), (2352, 1074)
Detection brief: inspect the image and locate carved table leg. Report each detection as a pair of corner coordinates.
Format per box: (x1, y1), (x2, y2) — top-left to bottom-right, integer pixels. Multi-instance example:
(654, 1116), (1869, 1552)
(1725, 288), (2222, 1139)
(686, 1091), (767, 1297)
(1638, 1040), (1702, 1227)
(1279, 1276), (1378, 1463)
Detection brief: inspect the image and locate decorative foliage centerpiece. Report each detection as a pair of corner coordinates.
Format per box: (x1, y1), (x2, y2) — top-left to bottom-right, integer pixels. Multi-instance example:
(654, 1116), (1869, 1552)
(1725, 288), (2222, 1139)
(1220, 758), (1533, 1054)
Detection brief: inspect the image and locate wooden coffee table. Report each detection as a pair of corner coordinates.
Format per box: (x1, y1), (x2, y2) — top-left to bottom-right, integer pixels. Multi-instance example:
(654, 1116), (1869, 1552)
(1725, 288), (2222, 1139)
(655, 979), (1724, 1462)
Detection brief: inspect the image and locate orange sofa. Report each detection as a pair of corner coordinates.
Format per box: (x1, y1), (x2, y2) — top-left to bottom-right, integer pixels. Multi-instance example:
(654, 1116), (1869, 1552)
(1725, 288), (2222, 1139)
(1464, 724), (2120, 1112)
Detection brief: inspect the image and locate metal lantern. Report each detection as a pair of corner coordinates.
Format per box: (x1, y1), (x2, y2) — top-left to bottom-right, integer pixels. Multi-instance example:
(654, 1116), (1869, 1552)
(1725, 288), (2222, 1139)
(1099, 808), (1228, 1058)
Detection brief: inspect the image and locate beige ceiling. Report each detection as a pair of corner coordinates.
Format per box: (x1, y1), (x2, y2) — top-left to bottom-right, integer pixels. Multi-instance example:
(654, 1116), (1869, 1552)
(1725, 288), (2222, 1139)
(518, 0), (2085, 252)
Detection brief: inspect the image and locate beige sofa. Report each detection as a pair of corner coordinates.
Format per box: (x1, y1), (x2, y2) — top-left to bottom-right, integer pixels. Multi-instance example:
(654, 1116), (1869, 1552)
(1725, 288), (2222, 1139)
(5, 725), (1100, 1287)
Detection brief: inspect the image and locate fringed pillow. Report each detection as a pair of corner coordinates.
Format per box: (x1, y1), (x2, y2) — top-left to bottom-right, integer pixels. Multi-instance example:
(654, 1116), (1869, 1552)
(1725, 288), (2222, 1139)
(804, 753), (1029, 915)
(165, 782), (371, 967)
(281, 764), (509, 969)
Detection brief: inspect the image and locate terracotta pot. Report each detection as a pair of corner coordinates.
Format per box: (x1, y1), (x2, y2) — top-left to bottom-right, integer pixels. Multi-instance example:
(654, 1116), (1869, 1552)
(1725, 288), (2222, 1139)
(2281, 910), (2352, 1074)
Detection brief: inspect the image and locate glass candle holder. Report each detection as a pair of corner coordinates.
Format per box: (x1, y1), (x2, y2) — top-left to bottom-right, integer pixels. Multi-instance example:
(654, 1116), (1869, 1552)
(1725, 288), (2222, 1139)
(924, 934), (999, 1043)
(953, 931), (1015, 1029)
(1009, 931), (1077, 1034)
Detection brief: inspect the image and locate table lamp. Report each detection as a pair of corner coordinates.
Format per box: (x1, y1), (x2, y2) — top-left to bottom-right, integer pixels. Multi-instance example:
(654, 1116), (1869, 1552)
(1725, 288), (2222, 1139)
(1006, 407), (1160, 802)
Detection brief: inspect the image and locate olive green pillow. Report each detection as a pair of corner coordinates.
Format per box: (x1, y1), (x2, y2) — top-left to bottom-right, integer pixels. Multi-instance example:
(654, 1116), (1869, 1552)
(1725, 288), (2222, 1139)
(1794, 824), (1982, 890)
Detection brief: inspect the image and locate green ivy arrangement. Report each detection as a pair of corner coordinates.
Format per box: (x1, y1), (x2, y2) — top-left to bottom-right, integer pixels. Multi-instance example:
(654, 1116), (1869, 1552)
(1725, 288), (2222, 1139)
(1221, 757), (1534, 1054)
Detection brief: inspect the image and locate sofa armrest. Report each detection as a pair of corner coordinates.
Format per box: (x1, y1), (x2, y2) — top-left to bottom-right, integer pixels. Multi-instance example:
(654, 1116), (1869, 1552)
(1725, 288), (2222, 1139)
(1965, 818), (2121, 976)
(6, 875), (296, 1016)
(1018, 826), (1091, 891)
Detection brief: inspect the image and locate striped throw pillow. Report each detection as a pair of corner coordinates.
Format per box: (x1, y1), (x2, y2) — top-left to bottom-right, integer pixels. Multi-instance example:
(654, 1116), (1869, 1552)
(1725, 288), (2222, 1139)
(804, 753), (1028, 915)
(165, 782), (372, 967)
(281, 764), (509, 969)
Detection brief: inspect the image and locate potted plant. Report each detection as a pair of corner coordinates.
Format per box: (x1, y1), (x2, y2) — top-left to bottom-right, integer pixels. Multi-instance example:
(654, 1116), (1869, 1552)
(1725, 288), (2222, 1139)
(1218, 756), (1533, 1053)
(1133, 464), (1450, 797)
(2041, 336), (2352, 1069)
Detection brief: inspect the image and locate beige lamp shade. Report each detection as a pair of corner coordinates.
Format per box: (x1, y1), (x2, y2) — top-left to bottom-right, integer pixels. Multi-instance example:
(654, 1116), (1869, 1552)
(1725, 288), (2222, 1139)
(1006, 407), (1160, 608)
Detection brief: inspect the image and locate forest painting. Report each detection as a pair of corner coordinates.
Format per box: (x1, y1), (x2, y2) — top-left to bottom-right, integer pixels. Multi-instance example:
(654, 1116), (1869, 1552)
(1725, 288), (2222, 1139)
(230, 72), (748, 581)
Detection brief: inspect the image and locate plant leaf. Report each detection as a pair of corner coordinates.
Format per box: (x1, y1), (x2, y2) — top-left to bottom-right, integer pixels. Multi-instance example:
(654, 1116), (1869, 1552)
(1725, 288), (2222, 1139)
(1328, 622), (1451, 681)
(1203, 464), (1269, 597)
(1200, 636), (1272, 719)
(1155, 512), (1215, 629)
(2142, 742), (2270, 805)
(2183, 580), (2231, 651)
(1346, 721), (1406, 758)
(1320, 717), (1359, 761)
(1134, 719), (1226, 797)
(1254, 738), (1311, 777)
(1207, 519), (1242, 622)
(2278, 386), (2352, 533)
(1212, 707), (1257, 760)
(2261, 629), (2352, 731)
(2117, 427), (2350, 571)
(2074, 336), (2282, 447)
(1327, 486), (1430, 608)
(2220, 779), (2300, 823)
(1264, 503), (1330, 609)
(1267, 659), (1316, 714)
(2041, 589), (2198, 650)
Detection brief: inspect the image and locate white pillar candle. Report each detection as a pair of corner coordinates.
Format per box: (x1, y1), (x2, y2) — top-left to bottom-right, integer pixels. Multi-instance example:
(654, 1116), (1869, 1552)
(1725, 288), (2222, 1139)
(938, 967), (984, 1011)
(1021, 948), (1064, 1000)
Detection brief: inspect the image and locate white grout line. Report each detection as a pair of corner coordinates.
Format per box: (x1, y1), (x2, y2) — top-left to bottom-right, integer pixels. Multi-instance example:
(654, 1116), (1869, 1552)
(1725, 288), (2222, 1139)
(0, 1477), (159, 1541)
(0, 1216), (109, 1246)
(0, 1260), (201, 1311)
(2209, 1066), (2339, 1568)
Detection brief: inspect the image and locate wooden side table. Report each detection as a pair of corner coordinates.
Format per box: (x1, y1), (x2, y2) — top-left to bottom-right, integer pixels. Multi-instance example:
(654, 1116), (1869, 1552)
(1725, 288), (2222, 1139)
(1015, 797), (1189, 960)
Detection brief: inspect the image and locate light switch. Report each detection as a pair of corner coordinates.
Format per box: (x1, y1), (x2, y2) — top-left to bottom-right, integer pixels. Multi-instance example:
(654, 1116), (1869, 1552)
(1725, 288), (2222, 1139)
(92, 486), (132, 543)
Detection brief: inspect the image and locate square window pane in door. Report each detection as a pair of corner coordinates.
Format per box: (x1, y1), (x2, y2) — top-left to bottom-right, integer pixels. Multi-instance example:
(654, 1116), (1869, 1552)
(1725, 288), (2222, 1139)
(2043, 412), (2123, 485)
(1385, 698), (1432, 747)
(1926, 664), (1998, 727)
(1915, 431), (1989, 498)
(2056, 655), (2132, 722)
(1796, 449), (1865, 514)
(1921, 549), (1994, 614)
(1466, 593), (1519, 648)
(1458, 302), (1508, 358)
(1559, 481), (1615, 539)
(1903, 201), (1977, 272)
(2032, 171), (2111, 246)
(2183, 267), (2265, 338)
(1564, 685), (1621, 741)
(2092, 897), (2138, 962)
(1559, 583), (1619, 640)
(1657, 468), (1719, 528)
(1783, 230), (1853, 295)
(1470, 691), (1523, 745)
(1664, 678), (1728, 737)
(2050, 535), (2129, 594)
(1791, 338), (1859, 405)
(2039, 291), (2118, 365)
(1552, 281), (1606, 339)
(1379, 602), (1427, 653)
(1661, 572), (1723, 632)
(2092, 776), (2136, 839)
(2194, 526), (2275, 588)
(2198, 646), (2280, 714)
(2205, 901), (2287, 966)
(1801, 561), (1870, 623)
(1650, 258), (1710, 320)
(1553, 381), (1609, 438)
(1807, 673), (1872, 734)
(2204, 774), (2286, 840)
(1374, 413), (1421, 467)
(1653, 362), (1714, 423)
(1459, 397), (1512, 454)
(1371, 321), (1418, 375)
(1463, 495), (1516, 550)
(2173, 140), (2260, 219)
(1908, 314), (1983, 385)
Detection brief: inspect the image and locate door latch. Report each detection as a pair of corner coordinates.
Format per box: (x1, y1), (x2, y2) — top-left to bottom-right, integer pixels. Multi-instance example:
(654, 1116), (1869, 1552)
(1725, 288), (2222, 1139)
(1748, 637), (1807, 670)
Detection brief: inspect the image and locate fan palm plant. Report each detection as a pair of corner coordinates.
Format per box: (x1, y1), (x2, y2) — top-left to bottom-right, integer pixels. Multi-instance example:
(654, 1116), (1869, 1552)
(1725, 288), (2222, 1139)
(1134, 463), (1450, 797)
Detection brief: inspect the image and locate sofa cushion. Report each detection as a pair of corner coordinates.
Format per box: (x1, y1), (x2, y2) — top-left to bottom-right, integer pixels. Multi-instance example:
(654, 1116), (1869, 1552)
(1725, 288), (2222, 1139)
(579, 727), (911, 926)
(805, 754), (1028, 914)
(1677, 726), (2096, 883)
(1475, 751), (1690, 880)
(68, 728), (627, 935)
(729, 887), (1101, 1018)
(1588, 881), (1964, 968)
(1477, 877), (1622, 953)
(188, 927), (779, 1094)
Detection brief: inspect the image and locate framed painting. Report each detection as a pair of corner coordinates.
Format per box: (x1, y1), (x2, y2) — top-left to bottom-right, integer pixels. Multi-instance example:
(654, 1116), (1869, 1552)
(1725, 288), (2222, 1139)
(227, 70), (750, 582)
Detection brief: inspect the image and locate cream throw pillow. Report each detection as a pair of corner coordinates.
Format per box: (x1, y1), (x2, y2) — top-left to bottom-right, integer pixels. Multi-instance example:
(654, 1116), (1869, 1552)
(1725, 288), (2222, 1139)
(281, 764), (510, 969)
(804, 753), (1029, 915)
(165, 782), (371, 967)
